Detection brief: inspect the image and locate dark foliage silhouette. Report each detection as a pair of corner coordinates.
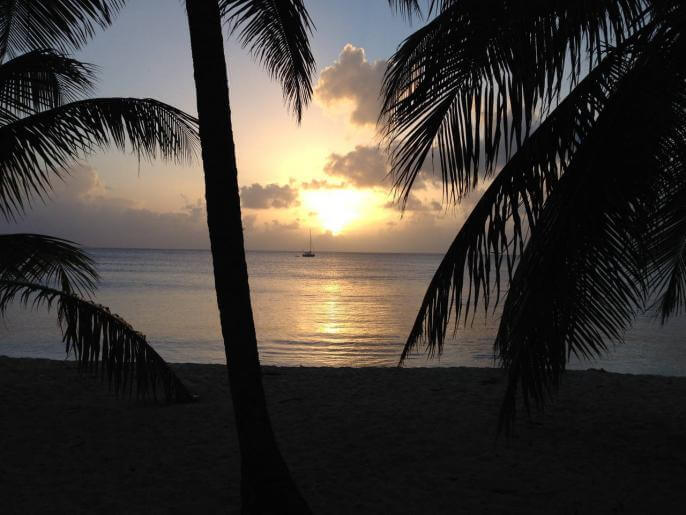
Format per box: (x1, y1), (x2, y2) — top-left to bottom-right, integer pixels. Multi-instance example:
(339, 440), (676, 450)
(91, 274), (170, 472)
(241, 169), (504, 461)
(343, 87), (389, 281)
(385, 0), (686, 429)
(186, 1), (314, 511)
(2, 1), (317, 510)
(0, 1), (198, 402)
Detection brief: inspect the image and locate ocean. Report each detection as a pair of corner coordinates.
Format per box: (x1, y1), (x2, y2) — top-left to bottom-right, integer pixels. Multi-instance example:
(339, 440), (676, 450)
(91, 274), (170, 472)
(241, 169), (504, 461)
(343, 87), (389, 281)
(2, 248), (685, 375)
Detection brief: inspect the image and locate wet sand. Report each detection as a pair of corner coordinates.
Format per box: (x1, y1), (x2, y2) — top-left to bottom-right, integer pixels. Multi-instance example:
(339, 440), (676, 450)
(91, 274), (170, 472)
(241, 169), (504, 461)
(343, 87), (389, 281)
(2, 357), (685, 514)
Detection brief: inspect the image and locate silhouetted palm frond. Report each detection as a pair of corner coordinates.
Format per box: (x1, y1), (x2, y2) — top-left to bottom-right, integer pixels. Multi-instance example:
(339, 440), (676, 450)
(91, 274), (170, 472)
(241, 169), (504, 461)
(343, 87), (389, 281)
(0, 233), (96, 294)
(647, 172), (686, 323)
(0, 49), (95, 120)
(0, 280), (193, 402)
(387, 0), (424, 20)
(495, 27), (686, 430)
(386, 0), (686, 431)
(0, 238), (194, 402)
(399, 39), (639, 364)
(0, 97), (199, 219)
(0, 0), (197, 406)
(221, 0), (316, 122)
(382, 0), (652, 204)
(388, 0), (463, 18)
(0, 0), (125, 59)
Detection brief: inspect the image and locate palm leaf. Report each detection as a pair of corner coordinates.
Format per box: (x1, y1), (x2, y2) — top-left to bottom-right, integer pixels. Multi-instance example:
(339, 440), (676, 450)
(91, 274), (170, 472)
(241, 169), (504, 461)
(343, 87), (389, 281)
(221, 0), (316, 122)
(0, 97), (199, 219)
(381, 0), (652, 204)
(645, 132), (686, 322)
(0, 233), (96, 294)
(0, 279), (194, 403)
(0, 0), (125, 59)
(495, 28), (686, 430)
(0, 49), (95, 119)
(387, 0), (424, 19)
(399, 46), (637, 364)
(648, 186), (686, 323)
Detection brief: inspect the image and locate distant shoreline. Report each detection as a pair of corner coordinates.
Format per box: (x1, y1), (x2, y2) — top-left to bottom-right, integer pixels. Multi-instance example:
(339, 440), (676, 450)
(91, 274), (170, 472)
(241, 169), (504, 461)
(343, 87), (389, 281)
(4, 357), (685, 514)
(83, 246), (446, 256)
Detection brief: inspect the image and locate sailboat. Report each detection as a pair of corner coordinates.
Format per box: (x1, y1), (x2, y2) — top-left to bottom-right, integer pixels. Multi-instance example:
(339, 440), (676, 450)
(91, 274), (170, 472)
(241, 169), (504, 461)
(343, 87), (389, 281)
(302, 229), (315, 257)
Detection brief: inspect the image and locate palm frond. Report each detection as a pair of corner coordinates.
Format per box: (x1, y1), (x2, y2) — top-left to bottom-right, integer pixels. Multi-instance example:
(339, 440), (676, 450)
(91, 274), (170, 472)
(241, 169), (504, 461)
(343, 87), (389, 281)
(0, 233), (96, 294)
(495, 29), (686, 431)
(0, 97), (199, 219)
(0, 279), (194, 403)
(0, 49), (95, 119)
(645, 127), (686, 322)
(221, 0), (316, 122)
(387, 0), (424, 20)
(399, 46), (637, 364)
(647, 181), (686, 323)
(381, 0), (652, 204)
(387, 0), (461, 19)
(0, 0), (125, 59)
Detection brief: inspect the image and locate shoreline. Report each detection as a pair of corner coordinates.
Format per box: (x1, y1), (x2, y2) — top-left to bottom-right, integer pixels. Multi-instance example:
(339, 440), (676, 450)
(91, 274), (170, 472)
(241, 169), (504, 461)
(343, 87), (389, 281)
(3, 357), (685, 514)
(5, 352), (684, 377)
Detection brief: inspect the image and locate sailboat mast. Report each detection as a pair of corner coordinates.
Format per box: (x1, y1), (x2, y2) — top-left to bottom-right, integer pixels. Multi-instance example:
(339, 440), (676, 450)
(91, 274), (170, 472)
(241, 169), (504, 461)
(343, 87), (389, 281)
(303, 229), (315, 256)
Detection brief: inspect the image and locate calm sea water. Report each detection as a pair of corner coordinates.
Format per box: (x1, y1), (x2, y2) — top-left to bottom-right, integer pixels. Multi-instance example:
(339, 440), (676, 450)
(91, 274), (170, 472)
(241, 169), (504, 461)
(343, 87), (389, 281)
(2, 248), (686, 375)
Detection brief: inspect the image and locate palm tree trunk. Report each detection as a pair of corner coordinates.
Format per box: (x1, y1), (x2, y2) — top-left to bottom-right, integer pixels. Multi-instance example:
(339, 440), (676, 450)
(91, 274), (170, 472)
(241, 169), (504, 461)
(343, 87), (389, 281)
(185, 1), (310, 513)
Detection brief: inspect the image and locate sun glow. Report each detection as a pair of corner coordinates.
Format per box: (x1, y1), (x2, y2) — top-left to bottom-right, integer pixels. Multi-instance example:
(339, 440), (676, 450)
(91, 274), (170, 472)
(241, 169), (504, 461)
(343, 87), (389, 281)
(303, 189), (367, 235)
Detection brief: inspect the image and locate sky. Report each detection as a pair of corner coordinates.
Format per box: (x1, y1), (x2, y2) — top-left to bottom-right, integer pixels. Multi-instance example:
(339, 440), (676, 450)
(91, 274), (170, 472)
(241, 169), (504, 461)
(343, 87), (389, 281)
(1, 0), (478, 253)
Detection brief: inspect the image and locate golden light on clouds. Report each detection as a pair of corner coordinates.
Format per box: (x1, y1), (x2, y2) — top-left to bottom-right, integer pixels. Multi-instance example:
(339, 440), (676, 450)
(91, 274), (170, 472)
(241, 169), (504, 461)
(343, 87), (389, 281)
(303, 189), (371, 235)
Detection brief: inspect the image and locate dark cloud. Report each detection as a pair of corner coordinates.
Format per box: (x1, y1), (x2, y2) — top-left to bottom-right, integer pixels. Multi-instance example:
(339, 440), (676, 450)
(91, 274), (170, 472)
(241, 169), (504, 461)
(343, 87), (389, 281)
(240, 183), (299, 209)
(0, 165), (468, 254)
(1, 165), (210, 249)
(242, 217), (300, 235)
(315, 44), (386, 126)
(242, 214), (257, 231)
(300, 178), (347, 190)
(384, 194), (442, 213)
(324, 145), (387, 187)
(324, 144), (440, 190)
(268, 219), (300, 231)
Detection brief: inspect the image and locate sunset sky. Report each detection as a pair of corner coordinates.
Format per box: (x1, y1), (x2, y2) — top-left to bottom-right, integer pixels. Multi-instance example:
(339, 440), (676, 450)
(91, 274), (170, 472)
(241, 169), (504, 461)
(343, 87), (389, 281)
(1, 0), (478, 253)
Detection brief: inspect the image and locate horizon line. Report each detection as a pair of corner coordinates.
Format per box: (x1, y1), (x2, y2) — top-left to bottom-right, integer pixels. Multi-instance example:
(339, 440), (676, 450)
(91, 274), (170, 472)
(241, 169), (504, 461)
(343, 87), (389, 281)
(84, 246), (445, 256)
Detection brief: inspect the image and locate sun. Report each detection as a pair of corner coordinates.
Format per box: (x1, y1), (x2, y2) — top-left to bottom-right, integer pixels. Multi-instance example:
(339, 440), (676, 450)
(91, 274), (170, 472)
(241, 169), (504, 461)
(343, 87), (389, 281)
(302, 189), (366, 235)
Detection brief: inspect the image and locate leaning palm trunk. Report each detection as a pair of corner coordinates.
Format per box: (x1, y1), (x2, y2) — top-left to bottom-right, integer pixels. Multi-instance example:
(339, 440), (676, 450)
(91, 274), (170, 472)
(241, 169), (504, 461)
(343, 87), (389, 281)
(185, 1), (310, 513)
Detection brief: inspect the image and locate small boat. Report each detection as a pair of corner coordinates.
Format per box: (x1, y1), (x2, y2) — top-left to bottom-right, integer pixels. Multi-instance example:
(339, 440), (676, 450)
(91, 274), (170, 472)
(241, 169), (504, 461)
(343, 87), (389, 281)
(302, 229), (315, 257)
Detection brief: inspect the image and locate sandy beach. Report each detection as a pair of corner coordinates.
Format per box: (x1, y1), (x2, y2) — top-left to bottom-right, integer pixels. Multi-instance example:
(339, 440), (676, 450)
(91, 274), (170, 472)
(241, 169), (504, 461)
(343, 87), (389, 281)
(1, 357), (685, 514)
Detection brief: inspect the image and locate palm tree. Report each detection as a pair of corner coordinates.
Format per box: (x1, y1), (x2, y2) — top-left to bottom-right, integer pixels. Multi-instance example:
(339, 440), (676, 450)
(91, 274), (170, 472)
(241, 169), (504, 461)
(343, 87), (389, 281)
(0, 3), (199, 402)
(2, 0), (317, 510)
(185, 1), (314, 512)
(383, 0), (686, 429)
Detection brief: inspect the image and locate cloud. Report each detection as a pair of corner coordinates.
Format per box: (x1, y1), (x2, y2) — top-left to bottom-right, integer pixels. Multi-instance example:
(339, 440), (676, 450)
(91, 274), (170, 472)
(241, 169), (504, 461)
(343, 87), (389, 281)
(384, 194), (442, 213)
(303, 211), (460, 254)
(238, 212), (461, 254)
(268, 219), (300, 231)
(240, 183), (299, 209)
(324, 144), (440, 190)
(242, 214), (257, 231)
(324, 145), (388, 188)
(300, 178), (347, 190)
(0, 165), (472, 254)
(62, 163), (110, 200)
(315, 44), (386, 126)
(2, 164), (210, 249)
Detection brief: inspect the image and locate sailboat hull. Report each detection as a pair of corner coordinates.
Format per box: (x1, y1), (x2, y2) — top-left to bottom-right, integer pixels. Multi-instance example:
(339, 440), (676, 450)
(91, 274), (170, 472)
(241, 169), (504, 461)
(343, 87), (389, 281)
(303, 229), (315, 257)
